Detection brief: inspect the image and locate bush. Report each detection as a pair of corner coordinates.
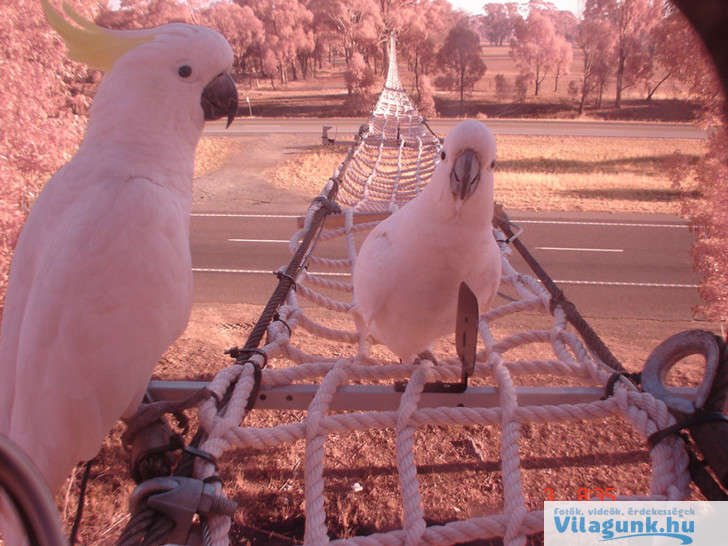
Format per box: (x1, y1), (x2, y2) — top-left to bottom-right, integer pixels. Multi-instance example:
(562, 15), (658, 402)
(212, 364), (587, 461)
(568, 80), (579, 99)
(495, 74), (511, 101)
(514, 73), (530, 102)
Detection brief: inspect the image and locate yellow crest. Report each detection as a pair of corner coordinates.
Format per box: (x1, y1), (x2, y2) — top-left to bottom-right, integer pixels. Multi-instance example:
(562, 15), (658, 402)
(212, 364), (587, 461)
(41, 0), (154, 71)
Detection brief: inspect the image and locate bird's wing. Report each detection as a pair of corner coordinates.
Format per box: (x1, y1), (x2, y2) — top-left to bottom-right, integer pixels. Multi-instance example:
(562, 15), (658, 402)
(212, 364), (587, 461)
(467, 235), (502, 311)
(353, 220), (400, 334)
(7, 175), (192, 491)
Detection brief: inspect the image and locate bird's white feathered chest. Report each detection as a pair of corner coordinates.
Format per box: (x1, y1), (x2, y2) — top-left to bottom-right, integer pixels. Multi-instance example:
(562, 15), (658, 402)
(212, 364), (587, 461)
(0, 157), (194, 490)
(354, 196), (501, 359)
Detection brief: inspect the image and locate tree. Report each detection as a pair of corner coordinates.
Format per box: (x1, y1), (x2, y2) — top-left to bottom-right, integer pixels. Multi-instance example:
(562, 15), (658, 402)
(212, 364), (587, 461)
(343, 50), (378, 113)
(662, 6), (727, 325)
(398, 0), (455, 106)
(319, 0), (383, 67)
(200, 2), (265, 77)
(235, 0), (315, 85)
(481, 2), (521, 46)
(552, 34), (573, 93)
(587, 0), (662, 108)
(575, 14), (615, 113)
(510, 9), (559, 96)
(629, 12), (682, 100)
(1, 0), (100, 322)
(97, 0), (196, 28)
(437, 19), (487, 106)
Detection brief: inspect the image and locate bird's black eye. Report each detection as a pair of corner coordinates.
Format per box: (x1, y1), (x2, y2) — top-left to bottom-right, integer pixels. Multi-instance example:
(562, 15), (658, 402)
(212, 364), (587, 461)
(178, 65), (192, 78)
(491, 160), (496, 169)
(440, 150), (446, 160)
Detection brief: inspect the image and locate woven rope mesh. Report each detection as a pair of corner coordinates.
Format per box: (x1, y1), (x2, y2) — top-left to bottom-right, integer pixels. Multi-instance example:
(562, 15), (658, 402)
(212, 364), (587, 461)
(337, 35), (442, 212)
(193, 192), (691, 544)
(191, 37), (692, 546)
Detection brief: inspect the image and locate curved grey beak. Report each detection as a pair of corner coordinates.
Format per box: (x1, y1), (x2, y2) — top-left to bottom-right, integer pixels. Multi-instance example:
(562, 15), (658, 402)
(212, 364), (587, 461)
(450, 149), (481, 200)
(201, 72), (238, 128)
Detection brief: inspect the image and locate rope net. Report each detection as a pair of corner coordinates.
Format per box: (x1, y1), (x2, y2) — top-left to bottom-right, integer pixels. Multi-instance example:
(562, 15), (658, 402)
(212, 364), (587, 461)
(190, 181), (691, 544)
(337, 34), (442, 212)
(189, 36), (691, 546)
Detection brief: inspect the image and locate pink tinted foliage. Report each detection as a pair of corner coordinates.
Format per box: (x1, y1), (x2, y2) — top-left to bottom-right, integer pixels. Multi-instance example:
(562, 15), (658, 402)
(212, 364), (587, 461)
(481, 2), (522, 46)
(343, 50), (378, 113)
(510, 9), (560, 96)
(0, 0), (99, 321)
(235, 0), (315, 84)
(689, 131), (728, 324)
(320, 0), (383, 65)
(661, 8), (727, 324)
(586, 0), (662, 108)
(576, 14), (616, 111)
(200, 2), (265, 74)
(437, 19), (487, 105)
(398, 0), (455, 109)
(98, 0), (196, 28)
(551, 35), (573, 92)
(415, 74), (437, 118)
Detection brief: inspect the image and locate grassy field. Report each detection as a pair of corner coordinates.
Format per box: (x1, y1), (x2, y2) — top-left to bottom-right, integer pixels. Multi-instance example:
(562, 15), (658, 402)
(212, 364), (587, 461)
(267, 135), (706, 214)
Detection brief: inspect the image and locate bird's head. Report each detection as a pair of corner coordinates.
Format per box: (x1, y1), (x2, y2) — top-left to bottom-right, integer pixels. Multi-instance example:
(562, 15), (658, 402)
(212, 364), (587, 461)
(41, 1), (238, 129)
(437, 120), (496, 214)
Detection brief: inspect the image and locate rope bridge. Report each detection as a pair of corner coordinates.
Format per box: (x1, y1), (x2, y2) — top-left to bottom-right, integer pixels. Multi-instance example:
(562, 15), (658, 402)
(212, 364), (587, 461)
(337, 34), (442, 212)
(155, 182), (690, 545)
(121, 33), (715, 546)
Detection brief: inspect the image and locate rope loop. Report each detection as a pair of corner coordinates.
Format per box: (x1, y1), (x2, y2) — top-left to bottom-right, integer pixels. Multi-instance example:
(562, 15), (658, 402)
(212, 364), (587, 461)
(602, 372), (642, 400)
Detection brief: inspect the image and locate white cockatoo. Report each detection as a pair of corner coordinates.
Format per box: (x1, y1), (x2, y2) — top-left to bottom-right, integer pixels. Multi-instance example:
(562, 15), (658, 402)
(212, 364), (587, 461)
(0, 0), (238, 505)
(353, 120), (501, 362)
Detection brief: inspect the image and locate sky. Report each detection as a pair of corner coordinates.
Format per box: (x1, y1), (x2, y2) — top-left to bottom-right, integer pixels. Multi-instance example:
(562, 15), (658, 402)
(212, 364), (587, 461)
(447, 0), (584, 17)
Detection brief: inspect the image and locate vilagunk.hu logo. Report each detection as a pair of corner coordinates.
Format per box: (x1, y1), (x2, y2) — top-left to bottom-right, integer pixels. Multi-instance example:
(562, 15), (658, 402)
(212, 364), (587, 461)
(544, 502), (722, 545)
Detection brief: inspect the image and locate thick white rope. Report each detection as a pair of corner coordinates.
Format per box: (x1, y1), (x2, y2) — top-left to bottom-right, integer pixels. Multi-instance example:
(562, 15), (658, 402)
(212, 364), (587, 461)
(195, 192), (691, 545)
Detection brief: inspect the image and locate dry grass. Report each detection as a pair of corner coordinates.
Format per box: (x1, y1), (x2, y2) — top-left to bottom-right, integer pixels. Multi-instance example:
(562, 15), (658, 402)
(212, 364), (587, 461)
(266, 144), (349, 200)
(194, 137), (237, 178)
(267, 136), (706, 214)
(494, 136), (705, 213)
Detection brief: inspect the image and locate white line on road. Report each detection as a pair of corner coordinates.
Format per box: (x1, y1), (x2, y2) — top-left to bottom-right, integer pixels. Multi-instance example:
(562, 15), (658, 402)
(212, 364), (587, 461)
(555, 280), (698, 288)
(228, 238), (289, 243)
(537, 247), (624, 253)
(192, 213), (690, 228)
(192, 268), (695, 287)
(192, 213), (300, 218)
(515, 219), (688, 228)
(192, 267), (349, 277)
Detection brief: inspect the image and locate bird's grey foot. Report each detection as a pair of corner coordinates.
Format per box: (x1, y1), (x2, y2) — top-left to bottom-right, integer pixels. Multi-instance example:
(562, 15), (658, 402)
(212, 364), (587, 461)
(415, 349), (438, 365)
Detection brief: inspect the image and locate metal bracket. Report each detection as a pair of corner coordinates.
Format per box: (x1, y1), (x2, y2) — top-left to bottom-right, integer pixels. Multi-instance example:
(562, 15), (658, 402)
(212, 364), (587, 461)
(128, 476), (237, 545)
(396, 282), (480, 394)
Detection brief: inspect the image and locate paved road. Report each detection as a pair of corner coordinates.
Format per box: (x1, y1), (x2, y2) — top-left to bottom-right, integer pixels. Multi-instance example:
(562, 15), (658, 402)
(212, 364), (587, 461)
(204, 118), (706, 140)
(190, 210), (701, 321)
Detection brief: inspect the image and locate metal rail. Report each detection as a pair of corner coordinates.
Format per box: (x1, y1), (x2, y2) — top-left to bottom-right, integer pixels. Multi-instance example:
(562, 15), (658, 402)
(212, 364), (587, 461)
(148, 381), (698, 411)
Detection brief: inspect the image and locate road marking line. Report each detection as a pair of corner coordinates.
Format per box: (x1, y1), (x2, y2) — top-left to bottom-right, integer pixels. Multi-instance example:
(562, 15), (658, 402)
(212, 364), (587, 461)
(537, 247), (624, 253)
(193, 213), (690, 228)
(228, 238), (289, 243)
(193, 268), (349, 277)
(192, 269), (695, 287)
(514, 219), (688, 228)
(192, 213), (299, 218)
(554, 280), (698, 288)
